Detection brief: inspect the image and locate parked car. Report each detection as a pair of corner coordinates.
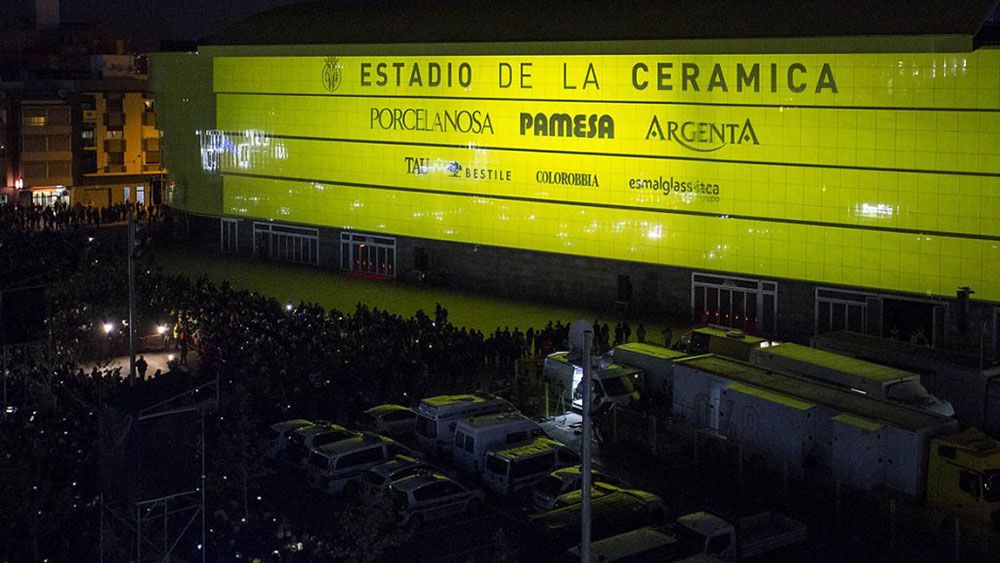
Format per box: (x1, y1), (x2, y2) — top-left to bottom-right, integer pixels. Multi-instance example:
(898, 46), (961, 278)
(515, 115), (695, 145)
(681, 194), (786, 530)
(307, 434), (414, 495)
(362, 454), (439, 495)
(260, 419), (314, 459)
(358, 404), (418, 437)
(285, 423), (361, 468)
(389, 473), (485, 528)
(482, 437), (579, 496)
(525, 490), (666, 559)
(552, 483), (660, 513)
(531, 466), (623, 511)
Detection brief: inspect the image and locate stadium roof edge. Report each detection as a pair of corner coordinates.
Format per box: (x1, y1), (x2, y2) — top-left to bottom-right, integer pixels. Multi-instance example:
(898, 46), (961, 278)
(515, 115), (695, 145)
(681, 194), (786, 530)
(201, 0), (1000, 47)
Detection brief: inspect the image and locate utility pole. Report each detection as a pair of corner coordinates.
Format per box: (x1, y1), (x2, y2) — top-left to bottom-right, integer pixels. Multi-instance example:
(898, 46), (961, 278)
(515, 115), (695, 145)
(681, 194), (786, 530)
(127, 203), (137, 386)
(580, 328), (593, 563)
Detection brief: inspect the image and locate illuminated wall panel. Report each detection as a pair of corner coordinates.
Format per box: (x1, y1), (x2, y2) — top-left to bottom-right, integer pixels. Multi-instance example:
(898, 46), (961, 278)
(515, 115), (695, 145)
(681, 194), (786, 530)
(170, 49), (1000, 300)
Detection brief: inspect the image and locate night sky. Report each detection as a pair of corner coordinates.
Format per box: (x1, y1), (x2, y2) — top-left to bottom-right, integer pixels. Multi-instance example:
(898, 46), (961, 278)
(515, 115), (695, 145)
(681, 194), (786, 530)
(3, 0), (311, 42)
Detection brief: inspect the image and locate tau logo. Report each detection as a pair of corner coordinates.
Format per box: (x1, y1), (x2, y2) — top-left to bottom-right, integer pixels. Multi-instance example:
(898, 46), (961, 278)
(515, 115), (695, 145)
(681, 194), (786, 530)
(322, 57), (343, 93)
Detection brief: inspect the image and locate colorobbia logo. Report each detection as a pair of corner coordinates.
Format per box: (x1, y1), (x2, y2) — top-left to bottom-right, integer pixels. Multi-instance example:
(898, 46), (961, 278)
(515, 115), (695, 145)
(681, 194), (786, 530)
(644, 116), (759, 152)
(322, 57), (342, 93)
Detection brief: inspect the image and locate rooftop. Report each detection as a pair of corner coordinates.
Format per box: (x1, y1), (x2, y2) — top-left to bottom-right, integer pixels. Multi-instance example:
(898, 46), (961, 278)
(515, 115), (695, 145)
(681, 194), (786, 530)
(678, 355), (954, 432)
(760, 343), (917, 383)
(204, 0), (999, 46)
(490, 437), (565, 459)
(461, 411), (533, 429)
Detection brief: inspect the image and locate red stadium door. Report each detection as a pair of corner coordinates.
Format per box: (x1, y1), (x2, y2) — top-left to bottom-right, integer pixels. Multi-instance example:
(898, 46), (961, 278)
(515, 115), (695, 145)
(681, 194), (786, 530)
(340, 232), (396, 279)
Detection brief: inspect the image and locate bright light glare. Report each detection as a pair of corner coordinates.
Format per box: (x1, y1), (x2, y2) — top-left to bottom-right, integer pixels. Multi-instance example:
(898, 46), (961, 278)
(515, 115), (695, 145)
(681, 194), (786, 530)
(156, 324), (167, 335)
(102, 322), (114, 334)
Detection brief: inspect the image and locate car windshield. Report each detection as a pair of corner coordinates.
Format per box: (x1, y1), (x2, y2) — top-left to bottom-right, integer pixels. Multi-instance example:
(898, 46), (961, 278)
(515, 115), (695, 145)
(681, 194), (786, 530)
(672, 523), (708, 557)
(357, 412), (376, 428)
(983, 470), (1000, 503)
(600, 376), (632, 397)
(535, 475), (567, 496)
(313, 430), (353, 447)
(416, 416), (436, 438)
(485, 454), (508, 477)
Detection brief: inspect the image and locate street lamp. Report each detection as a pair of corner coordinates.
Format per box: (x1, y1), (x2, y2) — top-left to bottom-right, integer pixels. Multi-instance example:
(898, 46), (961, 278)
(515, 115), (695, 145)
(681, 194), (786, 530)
(156, 324), (167, 335)
(102, 322), (115, 335)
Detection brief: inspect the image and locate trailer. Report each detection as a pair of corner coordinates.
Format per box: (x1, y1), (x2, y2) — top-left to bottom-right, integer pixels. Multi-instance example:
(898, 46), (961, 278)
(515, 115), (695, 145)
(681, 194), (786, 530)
(750, 342), (954, 416)
(671, 355), (1000, 528)
(611, 342), (690, 397)
(812, 330), (1000, 437)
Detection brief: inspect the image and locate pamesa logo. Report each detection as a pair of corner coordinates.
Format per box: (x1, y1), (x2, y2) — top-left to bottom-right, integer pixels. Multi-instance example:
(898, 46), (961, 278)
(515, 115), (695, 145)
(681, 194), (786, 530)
(322, 57), (343, 92)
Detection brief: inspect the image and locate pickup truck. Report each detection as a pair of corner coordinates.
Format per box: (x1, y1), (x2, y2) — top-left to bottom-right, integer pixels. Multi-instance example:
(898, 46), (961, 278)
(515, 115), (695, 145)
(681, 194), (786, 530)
(672, 511), (806, 560)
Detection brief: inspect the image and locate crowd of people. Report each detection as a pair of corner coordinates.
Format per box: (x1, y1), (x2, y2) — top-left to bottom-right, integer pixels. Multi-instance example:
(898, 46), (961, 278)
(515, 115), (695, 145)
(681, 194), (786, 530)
(0, 200), (161, 232)
(0, 200), (667, 561)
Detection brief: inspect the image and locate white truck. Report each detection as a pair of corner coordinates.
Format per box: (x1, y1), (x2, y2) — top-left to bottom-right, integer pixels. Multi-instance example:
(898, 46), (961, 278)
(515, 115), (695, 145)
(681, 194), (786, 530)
(610, 342), (690, 398)
(671, 511), (807, 561)
(812, 330), (1000, 437)
(543, 351), (639, 411)
(750, 342), (954, 416)
(415, 393), (516, 457)
(671, 355), (1000, 529)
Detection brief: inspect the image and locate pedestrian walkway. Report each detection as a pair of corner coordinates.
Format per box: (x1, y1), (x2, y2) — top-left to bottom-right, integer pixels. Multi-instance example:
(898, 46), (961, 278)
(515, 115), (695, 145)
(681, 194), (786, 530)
(150, 248), (691, 338)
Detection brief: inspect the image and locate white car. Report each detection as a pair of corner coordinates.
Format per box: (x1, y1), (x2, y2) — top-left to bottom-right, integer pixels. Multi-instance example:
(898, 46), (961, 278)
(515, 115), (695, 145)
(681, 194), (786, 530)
(359, 404), (418, 437)
(261, 419), (314, 459)
(361, 455), (439, 494)
(389, 473), (485, 528)
(550, 485), (665, 524)
(284, 423), (360, 468)
(530, 466), (623, 512)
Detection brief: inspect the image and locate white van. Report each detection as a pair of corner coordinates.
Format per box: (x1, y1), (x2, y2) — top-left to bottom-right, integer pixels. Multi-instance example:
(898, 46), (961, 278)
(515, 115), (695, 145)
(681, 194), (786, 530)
(307, 434), (414, 496)
(415, 394), (516, 456)
(482, 437), (579, 496)
(543, 352), (639, 411)
(452, 412), (546, 473)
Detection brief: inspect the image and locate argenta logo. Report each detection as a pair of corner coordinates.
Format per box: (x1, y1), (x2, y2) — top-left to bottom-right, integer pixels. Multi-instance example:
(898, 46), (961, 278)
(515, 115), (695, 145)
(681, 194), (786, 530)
(322, 57), (343, 93)
(644, 116), (759, 152)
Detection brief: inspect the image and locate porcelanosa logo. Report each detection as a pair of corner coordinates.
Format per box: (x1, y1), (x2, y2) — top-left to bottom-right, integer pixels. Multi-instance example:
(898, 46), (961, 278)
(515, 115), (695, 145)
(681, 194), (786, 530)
(644, 116), (759, 153)
(322, 57), (343, 92)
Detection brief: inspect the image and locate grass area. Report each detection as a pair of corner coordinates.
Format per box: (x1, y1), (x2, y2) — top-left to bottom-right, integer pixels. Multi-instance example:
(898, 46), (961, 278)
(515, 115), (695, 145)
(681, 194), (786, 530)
(149, 247), (674, 335)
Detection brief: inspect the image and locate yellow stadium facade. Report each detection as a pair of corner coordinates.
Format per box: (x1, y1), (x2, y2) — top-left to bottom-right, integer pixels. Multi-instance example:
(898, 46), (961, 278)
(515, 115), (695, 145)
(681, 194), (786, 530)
(150, 25), (1000, 348)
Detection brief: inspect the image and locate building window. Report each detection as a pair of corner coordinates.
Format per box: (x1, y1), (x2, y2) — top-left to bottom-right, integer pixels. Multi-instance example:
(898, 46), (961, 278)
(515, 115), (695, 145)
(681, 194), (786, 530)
(23, 136), (48, 152)
(23, 116), (46, 127)
(108, 152), (125, 166)
(47, 135), (70, 151)
(145, 151), (160, 165)
(80, 96), (96, 111)
(105, 95), (123, 113)
(47, 108), (70, 126)
(106, 129), (124, 139)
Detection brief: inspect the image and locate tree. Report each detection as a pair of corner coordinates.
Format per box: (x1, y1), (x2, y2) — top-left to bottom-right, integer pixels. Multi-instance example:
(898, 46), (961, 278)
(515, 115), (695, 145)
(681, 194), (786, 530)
(327, 493), (410, 562)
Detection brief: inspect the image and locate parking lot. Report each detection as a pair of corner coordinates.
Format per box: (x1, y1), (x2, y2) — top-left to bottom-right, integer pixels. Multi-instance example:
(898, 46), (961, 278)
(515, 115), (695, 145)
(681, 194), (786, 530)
(250, 391), (998, 563)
